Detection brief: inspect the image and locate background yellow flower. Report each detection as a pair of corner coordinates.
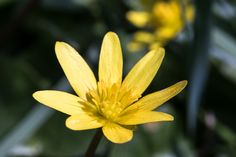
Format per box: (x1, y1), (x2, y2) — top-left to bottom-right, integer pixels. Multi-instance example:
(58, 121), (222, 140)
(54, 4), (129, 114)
(127, 0), (195, 52)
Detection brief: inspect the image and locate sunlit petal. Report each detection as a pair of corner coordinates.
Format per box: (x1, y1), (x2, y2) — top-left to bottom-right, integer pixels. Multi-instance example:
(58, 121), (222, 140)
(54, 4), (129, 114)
(33, 90), (85, 115)
(123, 81), (187, 113)
(102, 122), (133, 144)
(55, 42), (97, 99)
(99, 32), (123, 87)
(118, 111), (173, 125)
(66, 114), (104, 130)
(121, 48), (165, 97)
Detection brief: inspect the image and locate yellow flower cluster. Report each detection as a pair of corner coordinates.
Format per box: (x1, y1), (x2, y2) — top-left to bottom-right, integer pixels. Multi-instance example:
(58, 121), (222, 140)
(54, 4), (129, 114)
(127, 0), (194, 51)
(33, 32), (187, 143)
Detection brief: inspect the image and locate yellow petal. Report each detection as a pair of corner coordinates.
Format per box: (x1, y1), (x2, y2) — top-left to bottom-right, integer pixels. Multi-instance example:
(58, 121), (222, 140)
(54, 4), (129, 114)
(149, 42), (162, 50)
(118, 111), (173, 125)
(99, 32), (123, 87)
(123, 81), (187, 113)
(55, 42), (97, 99)
(133, 31), (155, 43)
(33, 90), (85, 115)
(66, 114), (104, 130)
(126, 11), (150, 28)
(156, 26), (180, 41)
(121, 48), (165, 97)
(127, 41), (145, 52)
(102, 122), (133, 144)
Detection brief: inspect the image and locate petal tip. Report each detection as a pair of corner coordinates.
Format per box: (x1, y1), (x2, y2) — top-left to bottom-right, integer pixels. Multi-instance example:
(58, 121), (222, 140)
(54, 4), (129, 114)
(162, 113), (174, 121)
(55, 41), (71, 55)
(55, 42), (63, 54)
(157, 47), (165, 57)
(180, 80), (188, 89)
(102, 123), (133, 144)
(169, 115), (174, 121)
(65, 117), (76, 130)
(55, 41), (65, 48)
(105, 31), (118, 37)
(149, 47), (165, 59)
(32, 91), (41, 100)
(104, 32), (120, 43)
(182, 80), (188, 85)
(55, 41), (68, 52)
(115, 136), (133, 144)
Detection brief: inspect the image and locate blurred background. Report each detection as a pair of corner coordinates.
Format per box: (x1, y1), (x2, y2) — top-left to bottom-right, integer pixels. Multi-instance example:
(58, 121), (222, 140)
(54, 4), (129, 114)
(0, 0), (236, 156)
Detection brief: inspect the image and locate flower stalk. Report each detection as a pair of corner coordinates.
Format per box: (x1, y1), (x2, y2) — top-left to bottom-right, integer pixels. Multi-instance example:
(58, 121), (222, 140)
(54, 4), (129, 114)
(85, 129), (103, 157)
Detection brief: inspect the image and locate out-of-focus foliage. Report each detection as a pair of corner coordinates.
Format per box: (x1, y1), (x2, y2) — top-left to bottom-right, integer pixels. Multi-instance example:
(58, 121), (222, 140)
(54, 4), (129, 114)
(0, 0), (236, 156)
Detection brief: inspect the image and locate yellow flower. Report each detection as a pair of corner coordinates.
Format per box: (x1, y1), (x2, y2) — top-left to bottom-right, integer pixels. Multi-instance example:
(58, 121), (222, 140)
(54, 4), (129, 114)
(127, 0), (194, 52)
(33, 32), (187, 144)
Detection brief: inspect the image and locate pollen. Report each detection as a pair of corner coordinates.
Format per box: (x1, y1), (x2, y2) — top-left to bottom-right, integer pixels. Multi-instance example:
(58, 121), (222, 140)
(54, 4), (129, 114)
(85, 81), (141, 122)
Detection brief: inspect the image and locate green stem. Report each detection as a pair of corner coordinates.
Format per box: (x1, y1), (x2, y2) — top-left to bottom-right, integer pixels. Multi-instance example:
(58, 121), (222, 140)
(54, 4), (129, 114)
(85, 128), (103, 157)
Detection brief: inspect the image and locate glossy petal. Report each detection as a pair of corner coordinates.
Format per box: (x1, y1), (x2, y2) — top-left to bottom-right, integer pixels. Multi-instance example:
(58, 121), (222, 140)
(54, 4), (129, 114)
(121, 48), (165, 97)
(99, 32), (123, 87)
(55, 42), (97, 99)
(118, 111), (173, 125)
(33, 90), (85, 115)
(102, 123), (133, 144)
(123, 81), (187, 113)
(66, 114), (104, 130)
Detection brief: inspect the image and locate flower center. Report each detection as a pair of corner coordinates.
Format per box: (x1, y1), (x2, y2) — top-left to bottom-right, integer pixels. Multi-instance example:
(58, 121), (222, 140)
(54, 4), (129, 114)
(85, 81), (141, 122)
(99, 101), (123, 120)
